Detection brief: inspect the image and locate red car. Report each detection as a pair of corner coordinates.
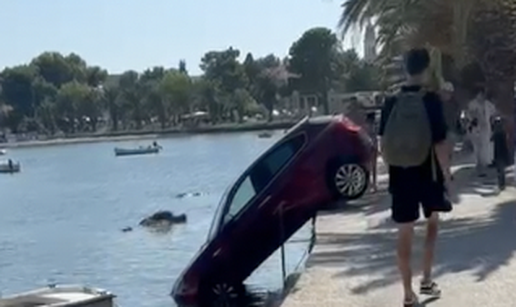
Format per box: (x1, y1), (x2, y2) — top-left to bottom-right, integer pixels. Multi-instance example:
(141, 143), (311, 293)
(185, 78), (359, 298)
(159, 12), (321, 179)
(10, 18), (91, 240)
(172, 115), (375, 306)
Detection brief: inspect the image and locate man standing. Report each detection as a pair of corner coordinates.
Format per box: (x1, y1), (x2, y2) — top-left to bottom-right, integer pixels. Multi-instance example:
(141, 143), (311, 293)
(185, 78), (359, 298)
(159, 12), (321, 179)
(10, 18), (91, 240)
(379, 48), (452, 307)
(466, 90), (497, 176)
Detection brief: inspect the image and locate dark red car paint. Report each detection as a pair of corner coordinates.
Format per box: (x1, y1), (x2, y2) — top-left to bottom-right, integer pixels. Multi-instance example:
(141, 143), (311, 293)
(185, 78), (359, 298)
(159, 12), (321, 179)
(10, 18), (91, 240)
(172, 115), (374, 305)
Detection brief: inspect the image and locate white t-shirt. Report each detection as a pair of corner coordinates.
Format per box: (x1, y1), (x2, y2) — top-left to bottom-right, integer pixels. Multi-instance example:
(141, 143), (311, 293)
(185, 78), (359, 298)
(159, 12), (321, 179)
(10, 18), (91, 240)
(467, 97), (496, 136)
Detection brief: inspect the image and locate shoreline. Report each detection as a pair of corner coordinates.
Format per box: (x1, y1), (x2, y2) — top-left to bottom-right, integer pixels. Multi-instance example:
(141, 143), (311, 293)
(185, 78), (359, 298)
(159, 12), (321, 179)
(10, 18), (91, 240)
(0, 120), (296, 149)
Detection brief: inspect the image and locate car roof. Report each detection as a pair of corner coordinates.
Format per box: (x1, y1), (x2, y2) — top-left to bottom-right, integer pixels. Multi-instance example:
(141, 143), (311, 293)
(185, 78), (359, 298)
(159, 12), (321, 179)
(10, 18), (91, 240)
(286, 115), (337, 134)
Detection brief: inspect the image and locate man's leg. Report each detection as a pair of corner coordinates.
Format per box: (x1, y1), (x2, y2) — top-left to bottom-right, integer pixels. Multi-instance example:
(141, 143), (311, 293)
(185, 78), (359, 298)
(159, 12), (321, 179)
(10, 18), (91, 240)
(420, 195), (443, 297)
(398, 222), (415, 301)
(391, 193), (419, 302)
(422, 212), (439, 283)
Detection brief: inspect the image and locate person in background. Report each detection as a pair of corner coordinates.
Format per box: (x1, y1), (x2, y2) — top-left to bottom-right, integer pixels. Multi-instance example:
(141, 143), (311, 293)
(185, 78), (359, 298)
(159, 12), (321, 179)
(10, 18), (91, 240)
(466, 89), (497, 176)
(439, 82), (458, 167)
(491, 117), (509, 189)
(365, 112), (378, 192)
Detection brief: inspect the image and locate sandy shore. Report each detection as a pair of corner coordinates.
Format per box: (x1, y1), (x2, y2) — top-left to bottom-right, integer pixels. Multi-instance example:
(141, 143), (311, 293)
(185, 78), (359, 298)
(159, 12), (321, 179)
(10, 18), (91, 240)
(0, 120), (296, 149)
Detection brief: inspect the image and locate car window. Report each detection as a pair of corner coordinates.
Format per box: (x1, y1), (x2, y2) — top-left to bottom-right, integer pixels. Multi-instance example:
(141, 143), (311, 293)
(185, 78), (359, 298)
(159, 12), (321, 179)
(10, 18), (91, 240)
(250, 135), (304, 191)
(220, 134), (305, 227)
(223, 176), (256, 224)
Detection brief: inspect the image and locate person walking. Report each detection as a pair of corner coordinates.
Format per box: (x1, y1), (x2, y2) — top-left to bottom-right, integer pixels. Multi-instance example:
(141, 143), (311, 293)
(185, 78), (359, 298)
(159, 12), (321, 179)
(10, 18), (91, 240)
(379, 48), (452, 307)
(466, 90), (497, 176)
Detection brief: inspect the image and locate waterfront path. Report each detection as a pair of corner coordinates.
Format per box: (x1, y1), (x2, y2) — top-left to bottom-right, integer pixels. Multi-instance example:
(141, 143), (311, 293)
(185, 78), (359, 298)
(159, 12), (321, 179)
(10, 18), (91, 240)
(282, 158), (516, 307)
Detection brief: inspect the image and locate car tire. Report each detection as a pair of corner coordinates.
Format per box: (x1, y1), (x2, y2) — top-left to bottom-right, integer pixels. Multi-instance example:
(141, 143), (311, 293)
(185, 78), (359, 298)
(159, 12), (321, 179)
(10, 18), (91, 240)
(327, 161), (369, 200)
(199, 278), (246, 307)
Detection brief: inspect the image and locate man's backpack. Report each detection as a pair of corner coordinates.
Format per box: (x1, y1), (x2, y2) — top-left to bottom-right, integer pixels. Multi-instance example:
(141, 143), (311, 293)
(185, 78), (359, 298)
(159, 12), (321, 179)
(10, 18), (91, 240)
(381, 90), (432, 167)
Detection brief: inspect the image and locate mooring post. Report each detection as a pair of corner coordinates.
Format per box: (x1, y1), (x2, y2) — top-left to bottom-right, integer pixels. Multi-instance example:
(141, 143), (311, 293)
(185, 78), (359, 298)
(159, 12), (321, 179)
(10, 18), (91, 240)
(279, 203), (287, 287)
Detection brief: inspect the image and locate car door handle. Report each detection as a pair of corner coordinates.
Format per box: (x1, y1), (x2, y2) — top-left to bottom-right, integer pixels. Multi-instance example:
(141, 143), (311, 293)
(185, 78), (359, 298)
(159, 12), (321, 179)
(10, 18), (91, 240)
(258, 195), (271, 209)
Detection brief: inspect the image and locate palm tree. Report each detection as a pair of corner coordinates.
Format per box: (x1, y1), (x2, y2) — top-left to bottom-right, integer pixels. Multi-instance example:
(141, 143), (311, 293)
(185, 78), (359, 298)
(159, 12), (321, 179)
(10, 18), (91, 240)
(339, 0), (516, 158)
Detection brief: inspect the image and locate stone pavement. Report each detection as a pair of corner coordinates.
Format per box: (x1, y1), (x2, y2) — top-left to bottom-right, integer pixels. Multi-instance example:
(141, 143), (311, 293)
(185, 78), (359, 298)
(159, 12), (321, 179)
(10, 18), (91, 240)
(282, 159), (516, 307)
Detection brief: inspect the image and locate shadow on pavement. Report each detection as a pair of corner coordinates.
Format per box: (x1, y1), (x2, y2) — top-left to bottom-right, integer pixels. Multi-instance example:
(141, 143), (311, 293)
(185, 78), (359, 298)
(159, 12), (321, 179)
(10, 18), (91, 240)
(309, 197), (516, 295)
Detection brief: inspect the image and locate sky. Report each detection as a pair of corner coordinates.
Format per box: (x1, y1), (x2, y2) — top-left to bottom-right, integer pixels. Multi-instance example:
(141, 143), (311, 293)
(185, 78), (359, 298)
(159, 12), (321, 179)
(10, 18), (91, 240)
(0, 0), (361, 76)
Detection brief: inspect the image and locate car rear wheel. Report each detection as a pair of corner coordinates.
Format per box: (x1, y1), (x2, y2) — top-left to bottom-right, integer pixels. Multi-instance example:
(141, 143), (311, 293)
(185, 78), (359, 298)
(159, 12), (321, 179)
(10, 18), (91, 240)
(329, 162), (368, 200)
(199, 279), (246, 307)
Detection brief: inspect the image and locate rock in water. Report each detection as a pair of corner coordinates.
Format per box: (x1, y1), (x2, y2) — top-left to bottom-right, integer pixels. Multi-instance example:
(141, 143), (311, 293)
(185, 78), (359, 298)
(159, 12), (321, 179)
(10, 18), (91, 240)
(139, 210), (187, 227)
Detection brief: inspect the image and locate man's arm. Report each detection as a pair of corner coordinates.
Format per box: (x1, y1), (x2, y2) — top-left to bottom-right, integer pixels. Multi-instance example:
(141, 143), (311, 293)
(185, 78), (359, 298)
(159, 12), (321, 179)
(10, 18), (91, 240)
(378, 96), (395, 154)
(426, 93), (451, 180)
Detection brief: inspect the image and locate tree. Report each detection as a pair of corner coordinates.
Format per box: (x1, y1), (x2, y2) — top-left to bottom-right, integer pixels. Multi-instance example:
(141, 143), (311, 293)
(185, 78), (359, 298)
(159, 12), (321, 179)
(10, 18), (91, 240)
(36, 99), (57, 135)
(55, 81), (91, 133)
(179, 60), (188, 75)
(339, 0), (516, 161)
(31, 52), (77, 87)
(102, 86), (122, 131)
(85, 66), (108, 87)
(118, 70), (146, 130)
(192, 78), (222, 123)
(256, 65), (290, 121)
(159, 71), (192, 125)
(0, 65), (38, 130)
(337, 49), (380, 92)
(288, 28), (342, 114)
(200, 47), (248, 95)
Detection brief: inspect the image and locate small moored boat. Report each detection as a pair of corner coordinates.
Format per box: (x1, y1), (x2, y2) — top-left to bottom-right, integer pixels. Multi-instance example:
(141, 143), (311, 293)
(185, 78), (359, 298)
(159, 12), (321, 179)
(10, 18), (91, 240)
(114, 142), (162, 157)
(0, 149), (6, 155)
(0, 284), (116, 307)
(258, 132), (273, 138)
(0, 160), (20, 174)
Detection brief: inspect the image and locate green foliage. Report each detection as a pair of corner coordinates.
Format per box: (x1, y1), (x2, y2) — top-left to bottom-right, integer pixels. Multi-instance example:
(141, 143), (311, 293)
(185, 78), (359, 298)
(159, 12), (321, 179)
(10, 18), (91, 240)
(288, 27), (343, 114)
(0, 31), (381, 134)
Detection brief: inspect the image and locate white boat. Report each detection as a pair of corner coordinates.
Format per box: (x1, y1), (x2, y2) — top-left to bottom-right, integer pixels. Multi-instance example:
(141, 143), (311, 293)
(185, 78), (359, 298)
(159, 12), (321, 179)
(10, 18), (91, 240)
(0, 160), (20, 173)
(258, 132), (273, 138)
(0, 284), (115, 307)
(0, 149), (6, 155)
(114, 144), (162, 157)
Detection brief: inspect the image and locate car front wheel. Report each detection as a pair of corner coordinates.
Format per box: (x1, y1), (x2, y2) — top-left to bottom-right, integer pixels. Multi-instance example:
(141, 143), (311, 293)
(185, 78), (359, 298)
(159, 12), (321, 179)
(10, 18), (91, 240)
(199, 279), (246, 307)
(330, 163), (368, 200)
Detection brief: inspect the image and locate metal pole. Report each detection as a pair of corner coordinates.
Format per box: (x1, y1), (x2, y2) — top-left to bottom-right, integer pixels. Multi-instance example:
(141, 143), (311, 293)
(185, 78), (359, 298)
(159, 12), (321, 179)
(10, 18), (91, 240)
(279, 204), (287, 287)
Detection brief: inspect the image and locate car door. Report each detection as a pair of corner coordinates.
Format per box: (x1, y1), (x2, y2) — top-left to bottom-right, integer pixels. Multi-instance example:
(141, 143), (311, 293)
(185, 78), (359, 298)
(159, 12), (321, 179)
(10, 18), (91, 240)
(212, 133), (306, 279)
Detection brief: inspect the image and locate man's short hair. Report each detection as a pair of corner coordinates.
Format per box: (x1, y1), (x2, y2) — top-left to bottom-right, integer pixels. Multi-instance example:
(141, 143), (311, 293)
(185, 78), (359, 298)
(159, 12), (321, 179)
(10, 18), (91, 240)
(404, 48), (430, 76)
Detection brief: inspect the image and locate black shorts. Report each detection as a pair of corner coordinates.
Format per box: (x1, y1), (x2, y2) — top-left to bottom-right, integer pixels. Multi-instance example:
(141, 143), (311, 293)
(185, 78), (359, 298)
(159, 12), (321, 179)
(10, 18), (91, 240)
(391, 184), (445, 223)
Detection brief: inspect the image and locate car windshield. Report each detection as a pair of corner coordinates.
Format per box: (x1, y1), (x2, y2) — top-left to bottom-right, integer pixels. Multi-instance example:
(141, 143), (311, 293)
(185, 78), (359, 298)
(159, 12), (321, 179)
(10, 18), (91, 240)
(207, 185), (231, 241)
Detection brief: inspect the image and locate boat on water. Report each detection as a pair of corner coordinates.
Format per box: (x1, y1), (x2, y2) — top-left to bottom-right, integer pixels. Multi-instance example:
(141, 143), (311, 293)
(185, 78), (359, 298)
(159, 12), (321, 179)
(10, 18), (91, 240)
(0, 284), (116, 307)
(0, 149), (6, 155)
(114, 142), (162, 157)
(257, 132), (272, 138)
(0, 160), (20, 173)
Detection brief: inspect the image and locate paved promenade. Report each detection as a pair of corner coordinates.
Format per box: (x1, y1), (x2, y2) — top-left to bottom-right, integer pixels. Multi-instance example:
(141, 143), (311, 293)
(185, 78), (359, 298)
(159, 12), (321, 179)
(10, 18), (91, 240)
(282, 159), (516, 307)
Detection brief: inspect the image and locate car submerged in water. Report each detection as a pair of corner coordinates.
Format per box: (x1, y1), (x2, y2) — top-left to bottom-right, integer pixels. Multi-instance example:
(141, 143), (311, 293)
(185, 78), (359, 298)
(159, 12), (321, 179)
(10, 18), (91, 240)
(172, 115), (375, 306)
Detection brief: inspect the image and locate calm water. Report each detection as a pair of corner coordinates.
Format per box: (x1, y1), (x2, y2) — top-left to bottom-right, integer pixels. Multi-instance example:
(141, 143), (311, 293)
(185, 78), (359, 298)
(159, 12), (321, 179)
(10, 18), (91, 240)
(0, 131), (311, 306)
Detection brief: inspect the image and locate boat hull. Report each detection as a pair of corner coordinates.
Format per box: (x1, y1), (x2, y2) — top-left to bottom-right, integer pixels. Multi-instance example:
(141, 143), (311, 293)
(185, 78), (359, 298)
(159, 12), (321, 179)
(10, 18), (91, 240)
(114, 147), (160, 156)
(0, 162), (20, 173)
(0, 285), (115, 307)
